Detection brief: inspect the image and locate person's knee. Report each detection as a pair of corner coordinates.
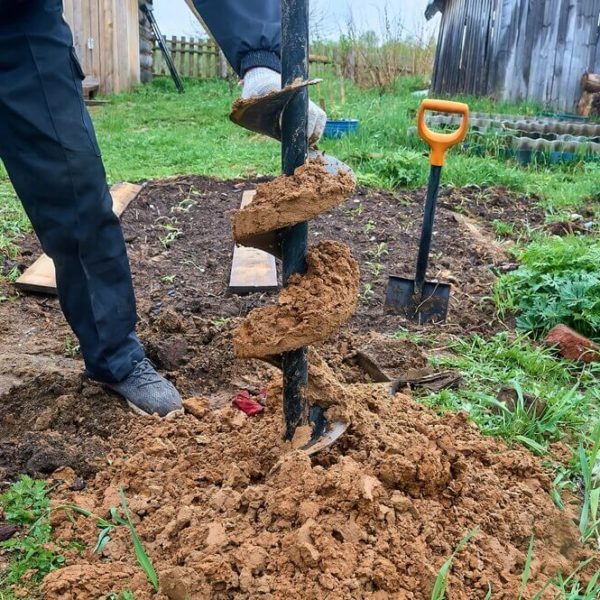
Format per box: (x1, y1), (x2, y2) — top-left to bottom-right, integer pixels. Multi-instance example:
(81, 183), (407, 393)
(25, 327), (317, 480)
(4, 149), (115, 260)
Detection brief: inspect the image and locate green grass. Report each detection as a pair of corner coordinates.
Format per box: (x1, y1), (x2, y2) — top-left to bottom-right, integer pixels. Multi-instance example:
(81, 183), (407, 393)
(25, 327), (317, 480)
(1, 74), (599, 265)
(0, 477), (65, 597)
(421, 332), (600, 454)
(495, 236), (600, 341)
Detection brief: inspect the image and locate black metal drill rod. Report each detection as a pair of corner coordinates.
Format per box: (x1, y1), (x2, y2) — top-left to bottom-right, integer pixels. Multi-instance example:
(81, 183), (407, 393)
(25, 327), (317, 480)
(281, 0), (310, 441)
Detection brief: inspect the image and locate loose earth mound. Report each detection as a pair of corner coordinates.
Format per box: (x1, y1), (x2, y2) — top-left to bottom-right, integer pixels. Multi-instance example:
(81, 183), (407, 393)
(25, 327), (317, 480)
(0, 176), (576, 598)
(42, 377), (588, 599)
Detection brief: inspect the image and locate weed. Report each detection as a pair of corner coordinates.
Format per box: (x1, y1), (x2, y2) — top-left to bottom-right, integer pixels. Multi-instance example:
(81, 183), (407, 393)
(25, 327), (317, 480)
(495, 236), (600, 340)
(347, 203), (364, 219)
(172, 196), (196, 214)
(58, 489), (159, 592)
(430, 528), (478, 599)
(118, 489), (158, 592)
(369, 242), (389, 259)
(211, 317), (231, 328)
(354, 148), (426, 189)
(518, 537), (535, 599)
(0, 477), (64, 587)
(158, 219), (183, 249)
(363, 218), (376, 234)
(161, 274), (176, 284)
(577, 423), (600, 544)
(360, 283), (374, 303)
(63, 336), (81, 358)
(366, 261), (384, 277)
(491, 219), (516, 237)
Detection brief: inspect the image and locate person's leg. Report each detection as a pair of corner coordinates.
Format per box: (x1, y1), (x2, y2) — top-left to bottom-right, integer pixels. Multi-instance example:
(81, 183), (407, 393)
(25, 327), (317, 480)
(0, 1), (143, 384)
(191, 0), (281, 76)
(0, 2), (182, 418)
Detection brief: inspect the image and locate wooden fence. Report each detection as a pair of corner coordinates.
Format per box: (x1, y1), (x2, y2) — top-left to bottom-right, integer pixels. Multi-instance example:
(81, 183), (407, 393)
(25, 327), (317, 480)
(431, 0), (600, 112)
(152, 37), (427, 84)
(64, 0), (140, 94)
(153, 37), (228, 79)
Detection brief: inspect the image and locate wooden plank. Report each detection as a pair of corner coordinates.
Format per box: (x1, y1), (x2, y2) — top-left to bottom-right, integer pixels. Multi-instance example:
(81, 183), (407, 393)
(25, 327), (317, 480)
(15, 183), (143, 295)
(228, 191), (278, 295)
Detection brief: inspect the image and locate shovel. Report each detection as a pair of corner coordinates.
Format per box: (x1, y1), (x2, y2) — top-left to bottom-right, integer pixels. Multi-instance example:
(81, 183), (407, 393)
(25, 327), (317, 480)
(385, 99), (469, 324)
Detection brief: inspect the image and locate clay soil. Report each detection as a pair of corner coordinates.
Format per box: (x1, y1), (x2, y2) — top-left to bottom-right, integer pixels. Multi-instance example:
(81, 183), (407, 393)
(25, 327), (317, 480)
(0, 175), (572, 599)
(234, 241), (360, 358)
(232, 161), (355, 244)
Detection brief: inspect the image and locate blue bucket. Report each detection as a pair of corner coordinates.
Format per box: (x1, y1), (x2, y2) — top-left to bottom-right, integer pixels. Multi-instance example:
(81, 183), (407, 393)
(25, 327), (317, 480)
(323, 119), (359, 139)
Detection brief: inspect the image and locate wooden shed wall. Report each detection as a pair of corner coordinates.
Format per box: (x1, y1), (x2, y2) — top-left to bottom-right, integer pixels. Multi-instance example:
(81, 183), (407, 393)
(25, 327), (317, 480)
(63, 0), (140, 94)
(432, 0), (600, 112)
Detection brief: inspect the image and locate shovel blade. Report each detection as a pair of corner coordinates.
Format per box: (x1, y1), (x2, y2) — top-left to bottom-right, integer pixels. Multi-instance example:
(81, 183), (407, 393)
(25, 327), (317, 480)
(385, 276), (451, 324)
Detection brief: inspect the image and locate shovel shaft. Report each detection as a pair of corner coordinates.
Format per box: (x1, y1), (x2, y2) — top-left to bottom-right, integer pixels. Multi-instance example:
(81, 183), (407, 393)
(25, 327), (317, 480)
(281, 0), (310, 440)
(415, 165), (442, 292)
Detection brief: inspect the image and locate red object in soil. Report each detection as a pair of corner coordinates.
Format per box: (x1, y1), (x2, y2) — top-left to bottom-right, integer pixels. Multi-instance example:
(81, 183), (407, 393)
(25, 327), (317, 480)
(545, 324), (599, 363)
(232, 390), (265, 416)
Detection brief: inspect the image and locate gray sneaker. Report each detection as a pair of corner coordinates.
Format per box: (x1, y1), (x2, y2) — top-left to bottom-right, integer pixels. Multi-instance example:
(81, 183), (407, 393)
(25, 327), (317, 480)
(104, 358), (183, 418)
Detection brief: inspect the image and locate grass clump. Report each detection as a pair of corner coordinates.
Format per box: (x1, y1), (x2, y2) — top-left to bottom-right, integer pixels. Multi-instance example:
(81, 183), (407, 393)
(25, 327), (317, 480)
(423, 332), (600, 453)
(495, 236), (600, 340)
(0, 477), (64, 592)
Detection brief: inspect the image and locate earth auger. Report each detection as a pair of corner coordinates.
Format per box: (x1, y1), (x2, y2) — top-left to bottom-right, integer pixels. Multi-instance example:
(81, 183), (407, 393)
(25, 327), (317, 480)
(229, 0), (358, 454)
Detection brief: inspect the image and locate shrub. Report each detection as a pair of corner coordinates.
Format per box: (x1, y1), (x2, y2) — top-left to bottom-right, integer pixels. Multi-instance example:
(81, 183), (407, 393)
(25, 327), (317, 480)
(495, 236), (600, 340)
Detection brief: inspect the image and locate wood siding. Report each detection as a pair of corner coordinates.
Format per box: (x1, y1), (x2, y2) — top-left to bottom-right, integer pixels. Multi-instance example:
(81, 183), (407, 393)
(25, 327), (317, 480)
(432, 0), (600, 112)
(63, 0), (140, 94)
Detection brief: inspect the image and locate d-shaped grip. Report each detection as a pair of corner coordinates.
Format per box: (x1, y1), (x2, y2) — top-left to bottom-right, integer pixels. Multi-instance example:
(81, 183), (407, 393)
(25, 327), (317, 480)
(417, 99), (469, 166)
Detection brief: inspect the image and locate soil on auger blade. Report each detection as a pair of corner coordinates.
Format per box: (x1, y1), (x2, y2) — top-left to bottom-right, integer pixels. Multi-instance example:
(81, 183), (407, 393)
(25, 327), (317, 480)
(234, 241), (360, 358)
(0, 176), (574, 598)
(232, 161), (355, 243)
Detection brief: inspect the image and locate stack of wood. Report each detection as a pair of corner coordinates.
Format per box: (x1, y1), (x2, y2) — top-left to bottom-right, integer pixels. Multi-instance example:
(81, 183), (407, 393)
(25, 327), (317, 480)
(578, 73), (600, 117)
(139, 0), (154, 84)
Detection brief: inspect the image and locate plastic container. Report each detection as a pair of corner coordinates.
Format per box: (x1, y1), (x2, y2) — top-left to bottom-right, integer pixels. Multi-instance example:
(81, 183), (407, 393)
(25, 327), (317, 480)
(323, 119), (359, 139)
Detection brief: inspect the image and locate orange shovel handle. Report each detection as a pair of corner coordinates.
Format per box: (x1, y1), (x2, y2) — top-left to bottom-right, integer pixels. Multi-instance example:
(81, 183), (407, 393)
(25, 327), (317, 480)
(417, 99), (470, 167)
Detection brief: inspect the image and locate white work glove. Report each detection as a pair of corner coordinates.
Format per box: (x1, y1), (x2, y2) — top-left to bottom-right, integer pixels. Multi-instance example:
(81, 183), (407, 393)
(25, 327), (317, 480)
(242, 67), (327, 145)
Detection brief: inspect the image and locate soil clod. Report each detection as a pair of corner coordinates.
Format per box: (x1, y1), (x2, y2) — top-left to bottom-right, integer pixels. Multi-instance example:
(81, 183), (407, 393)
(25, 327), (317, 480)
(233, 241), (360, 358)
(232, 161), (355, 245)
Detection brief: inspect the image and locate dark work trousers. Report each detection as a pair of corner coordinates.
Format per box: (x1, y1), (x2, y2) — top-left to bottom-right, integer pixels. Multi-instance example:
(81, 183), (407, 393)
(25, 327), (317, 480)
(192, 0), (281, 76)
(0, 0), (144, 383)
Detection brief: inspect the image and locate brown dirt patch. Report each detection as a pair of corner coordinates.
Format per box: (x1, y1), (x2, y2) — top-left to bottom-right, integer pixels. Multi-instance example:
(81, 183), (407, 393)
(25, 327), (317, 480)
(1, 176), (573, 598)
(232, 161), (355, 243)
(0, 176), (546, 479)
(42, 379), (590, 599)
(234, 241), (360, 358)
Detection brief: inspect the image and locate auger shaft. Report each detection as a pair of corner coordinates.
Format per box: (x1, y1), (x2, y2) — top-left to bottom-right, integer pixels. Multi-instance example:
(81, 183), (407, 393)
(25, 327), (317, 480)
(280, 0), (310, 440)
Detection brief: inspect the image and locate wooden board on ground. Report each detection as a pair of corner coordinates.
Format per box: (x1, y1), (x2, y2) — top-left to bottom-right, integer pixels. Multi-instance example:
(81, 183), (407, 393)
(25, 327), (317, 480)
(228, 190), (278, 294)
(15, 182), (143, 295)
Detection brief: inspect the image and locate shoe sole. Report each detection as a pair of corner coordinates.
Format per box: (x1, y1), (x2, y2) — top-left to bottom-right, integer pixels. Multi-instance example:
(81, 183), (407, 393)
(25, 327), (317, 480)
(125, 400), (184, 420)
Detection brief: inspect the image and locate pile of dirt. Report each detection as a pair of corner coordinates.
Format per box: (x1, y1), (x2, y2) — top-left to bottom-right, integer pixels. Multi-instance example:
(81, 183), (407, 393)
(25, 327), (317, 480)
(42, 377), (590, 599)
(232, 161), (355, 244)
(234, 241), (360, 358)
(0, 175), (548, 490)
(0, 175), (590, 597)
(0, 357), (132, 480)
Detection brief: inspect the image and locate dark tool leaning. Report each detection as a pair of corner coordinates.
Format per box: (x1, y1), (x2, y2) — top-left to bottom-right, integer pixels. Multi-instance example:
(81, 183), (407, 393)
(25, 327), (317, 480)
(386, 99), (469, 324)
(141, 4), (184, 94)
